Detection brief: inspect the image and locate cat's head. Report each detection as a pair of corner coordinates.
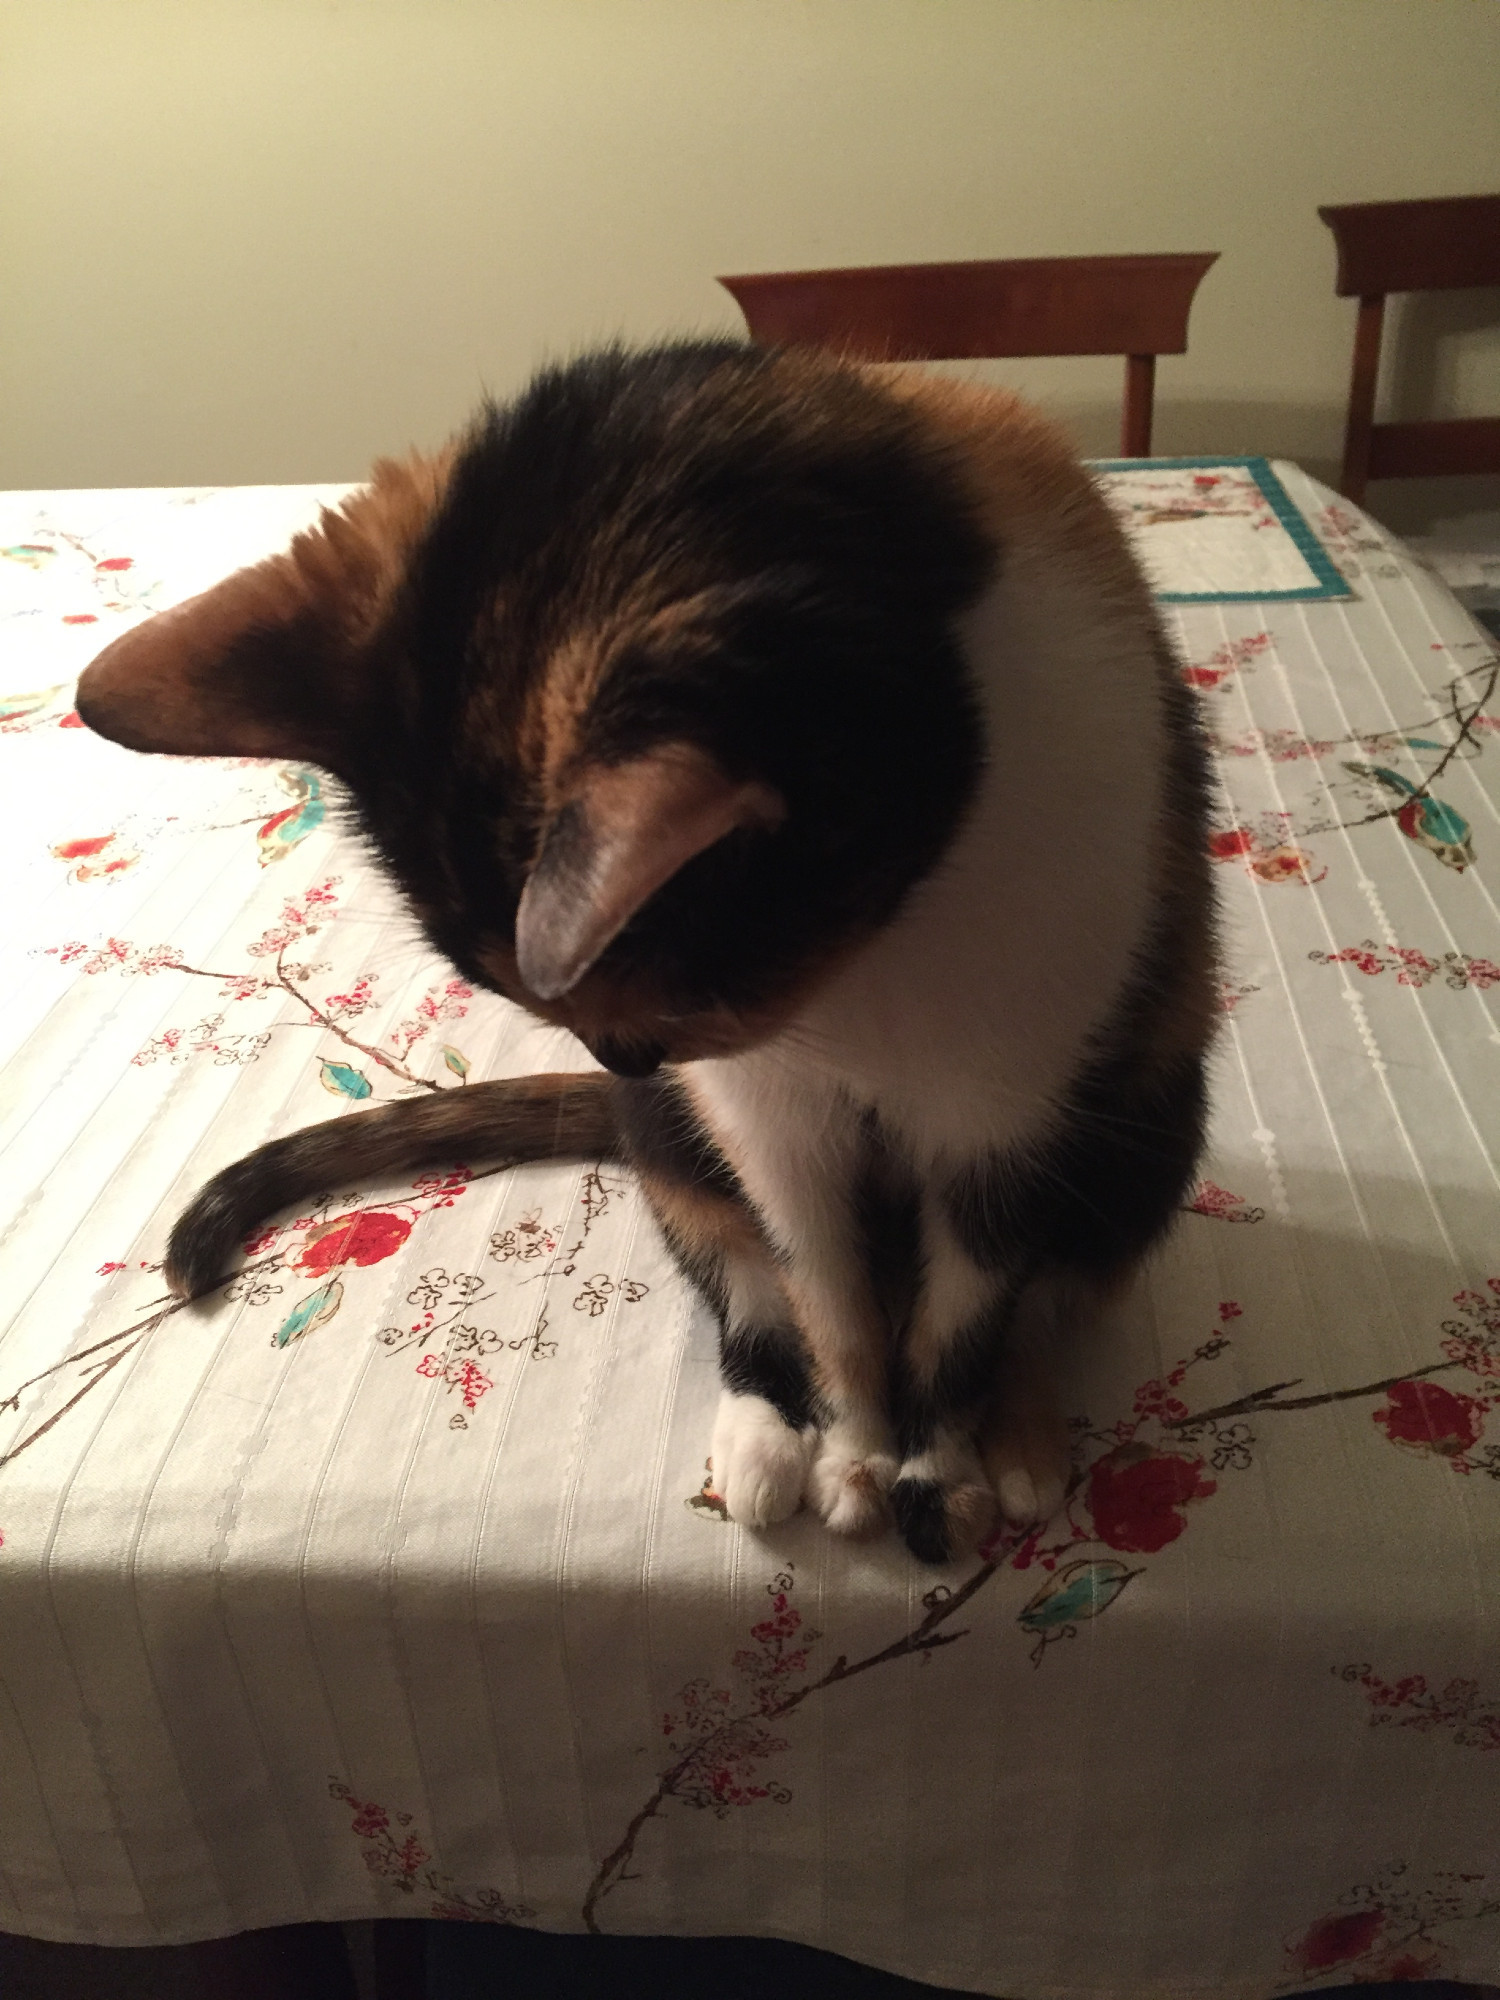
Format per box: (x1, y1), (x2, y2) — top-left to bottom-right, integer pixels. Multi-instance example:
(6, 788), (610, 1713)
(77, 343), (993, 1074)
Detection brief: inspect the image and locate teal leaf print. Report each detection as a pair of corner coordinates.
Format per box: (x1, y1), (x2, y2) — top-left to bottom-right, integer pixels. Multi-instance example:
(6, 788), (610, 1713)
(257, 767), (326, 865)
(440, 1044), (469, 1081)
(274, 1278), (344, 1348)
(0, 684), (63, 723)
(1018, 1558), (1142, 1663)
(320, 1059), (373, 1100)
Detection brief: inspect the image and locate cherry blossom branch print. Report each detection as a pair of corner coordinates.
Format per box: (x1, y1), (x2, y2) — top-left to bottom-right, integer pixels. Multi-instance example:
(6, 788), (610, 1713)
(1, 1154), (652, 1468)
(1309, 940), (1500, 992)
(1297, 661), (1497, 868)
(1280, 1861), (1500, 1989)
(582, 1564), (984, 1932)
(1196, 644), (1499, 882)
(238, 1169), (646, 1422)
(0, 1171), (476, 1471)
(40, 877), (474, 1097)
(1336, 1663), (1500, 1753)
(1207, 658), (1500, 771)
(330, 1780), (535, 1922)
(489, 1168), (626, 1286)
(611, 1274), (1500, 1929)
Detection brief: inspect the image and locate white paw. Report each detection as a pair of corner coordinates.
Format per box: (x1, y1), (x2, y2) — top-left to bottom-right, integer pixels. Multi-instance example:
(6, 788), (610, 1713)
(805, 1427), (900, 1538)
(984, 1442), (1068, 1528)
(710, 1393), (812, 1530)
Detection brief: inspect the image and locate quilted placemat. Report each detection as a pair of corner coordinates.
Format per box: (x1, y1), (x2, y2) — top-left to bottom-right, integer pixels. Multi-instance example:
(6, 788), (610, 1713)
(1092, 454), (1353, 604)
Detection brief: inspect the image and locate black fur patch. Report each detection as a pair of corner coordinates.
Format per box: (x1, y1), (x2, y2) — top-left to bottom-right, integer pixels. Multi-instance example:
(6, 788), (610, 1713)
(611, 1072), (743, 1204)
(720, 1323), (819, 1432)
(331, 342), (994, 1033)
(852, 1113), (923, 1340)
(890, 1478), (953, 1566)
(946, 1048), (1207, 1281)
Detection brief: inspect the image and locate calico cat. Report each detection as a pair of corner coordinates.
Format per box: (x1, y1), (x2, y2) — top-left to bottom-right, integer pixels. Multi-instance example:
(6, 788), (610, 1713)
(76, 340), (1215, 1565)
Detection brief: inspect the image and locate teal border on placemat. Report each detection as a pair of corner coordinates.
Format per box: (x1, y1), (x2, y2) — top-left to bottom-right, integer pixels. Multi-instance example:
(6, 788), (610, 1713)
(1088, 454), (1352, 604)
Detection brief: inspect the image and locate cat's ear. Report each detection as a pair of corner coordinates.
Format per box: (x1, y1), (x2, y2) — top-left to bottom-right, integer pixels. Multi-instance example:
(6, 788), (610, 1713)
(74, 552), (342, 762)
(515, 743), (784, 1000)
(75, 451), (451, 762)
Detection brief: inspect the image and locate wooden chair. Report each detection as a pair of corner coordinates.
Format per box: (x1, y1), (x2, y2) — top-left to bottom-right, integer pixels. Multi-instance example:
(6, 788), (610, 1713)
(717, 253), (1219, 457)
(1318, 193), (1500, 504)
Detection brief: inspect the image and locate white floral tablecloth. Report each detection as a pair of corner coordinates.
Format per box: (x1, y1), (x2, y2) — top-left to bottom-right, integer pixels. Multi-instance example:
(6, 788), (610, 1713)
(2, 468), (1500, 1998)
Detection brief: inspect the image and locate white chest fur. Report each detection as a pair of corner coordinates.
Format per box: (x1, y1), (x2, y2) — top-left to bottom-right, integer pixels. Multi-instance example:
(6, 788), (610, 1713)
(690, 549), (1168, 1191)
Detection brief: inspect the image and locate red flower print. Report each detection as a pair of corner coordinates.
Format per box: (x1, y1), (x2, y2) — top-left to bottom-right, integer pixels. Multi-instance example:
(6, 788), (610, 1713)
(1184, 1182), (1264, 1224)
(329, 1778), (534, 1922)
(1209, 828), (1255, 859)
(62, 613), (98, 625)
(297, 1210), (412, 1276)
(1377, 1950), (1441, 1982)
(415, 1353), (493, 1410)
(1373, 1379), (1482, 1458)
(1291, 1907), (1385, 1972)
(1086, 1446), (1217, 1554)
(362, 1834), (429, 1881)
(52, 835), (114, 860)
(58, 711), (84, 728)
(96, 557), (133, 571)
(1250, 843), (1324, 885)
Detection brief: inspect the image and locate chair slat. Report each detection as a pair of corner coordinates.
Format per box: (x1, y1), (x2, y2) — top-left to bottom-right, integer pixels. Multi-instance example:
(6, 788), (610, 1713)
(1367, 416), (1500, 481)
(718, 254), (1218, 361)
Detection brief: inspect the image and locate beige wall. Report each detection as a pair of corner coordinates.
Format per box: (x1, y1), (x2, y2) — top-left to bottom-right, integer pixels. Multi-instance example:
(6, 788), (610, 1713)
(3, 0), (1499, 533)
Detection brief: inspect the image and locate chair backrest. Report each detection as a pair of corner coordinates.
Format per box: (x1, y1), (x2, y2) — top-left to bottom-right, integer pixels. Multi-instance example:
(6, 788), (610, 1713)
(717, 253), (1219, 456)
(1318, 194), (1500, 503)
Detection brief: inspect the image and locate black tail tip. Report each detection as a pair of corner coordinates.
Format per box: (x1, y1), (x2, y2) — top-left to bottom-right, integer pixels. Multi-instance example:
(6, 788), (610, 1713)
(164, 1191), (245, 1302)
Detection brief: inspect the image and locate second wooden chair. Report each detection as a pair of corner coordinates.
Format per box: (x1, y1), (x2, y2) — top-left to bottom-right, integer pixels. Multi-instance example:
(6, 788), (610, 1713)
(1319, 193), (1500, 505)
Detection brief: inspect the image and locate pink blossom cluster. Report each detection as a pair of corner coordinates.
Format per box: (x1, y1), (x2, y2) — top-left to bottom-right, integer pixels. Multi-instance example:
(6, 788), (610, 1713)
(42, 938), (185, 977)
(322, 975), (376, 1020)
(1180, 629), (1274, 692)
(415, 1352), (493, 1409)
(1312, 941), (1500, 990)
(391, 977), (474, 1057)
(245, 875), (342, 958)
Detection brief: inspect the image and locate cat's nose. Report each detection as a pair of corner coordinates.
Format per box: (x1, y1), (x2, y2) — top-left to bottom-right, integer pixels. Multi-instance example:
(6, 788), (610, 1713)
(584, 1034), (666, 1078)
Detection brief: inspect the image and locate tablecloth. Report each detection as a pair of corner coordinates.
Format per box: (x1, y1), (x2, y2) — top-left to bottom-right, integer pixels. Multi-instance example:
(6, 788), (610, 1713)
(2, 466), (1499, 1997)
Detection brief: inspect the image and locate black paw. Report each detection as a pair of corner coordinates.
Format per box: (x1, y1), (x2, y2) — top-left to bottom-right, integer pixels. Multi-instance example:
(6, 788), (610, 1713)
(890, 1477), (952, 1565)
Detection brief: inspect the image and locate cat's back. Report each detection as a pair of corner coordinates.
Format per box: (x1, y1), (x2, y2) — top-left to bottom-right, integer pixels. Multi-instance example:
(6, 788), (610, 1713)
(868, 365), (1160, 622)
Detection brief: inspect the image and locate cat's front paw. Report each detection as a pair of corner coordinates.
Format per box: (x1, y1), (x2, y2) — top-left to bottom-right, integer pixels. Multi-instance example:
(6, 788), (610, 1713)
(805, 1426), (900, 1538)
(982, 1420), (1070, 1530)
(891, 1435), (999, 1565)
(710, 1392), (812, 1530)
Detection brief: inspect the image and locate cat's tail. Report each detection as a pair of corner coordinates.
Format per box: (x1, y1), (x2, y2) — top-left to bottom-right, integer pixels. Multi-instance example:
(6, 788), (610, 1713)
(164, 1072), (621, 1301)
